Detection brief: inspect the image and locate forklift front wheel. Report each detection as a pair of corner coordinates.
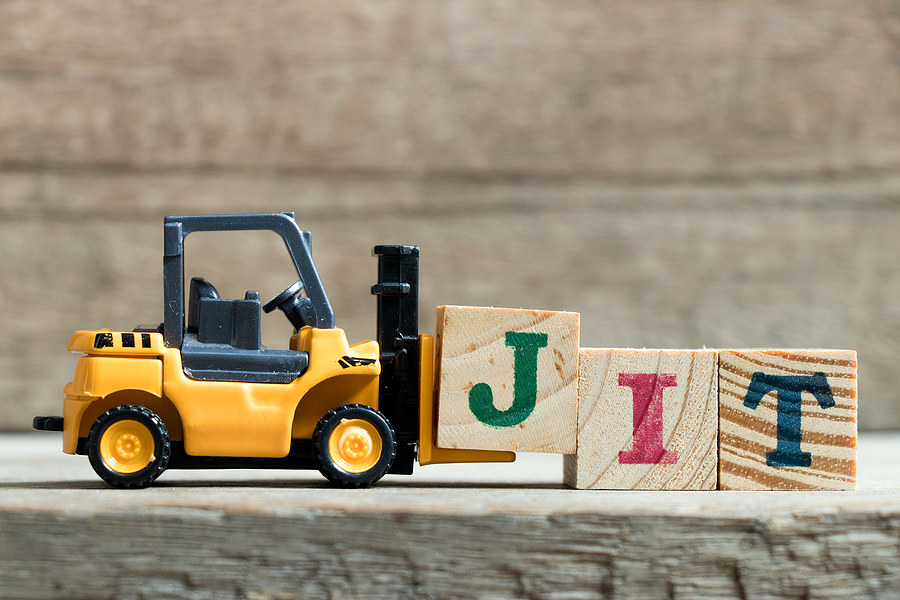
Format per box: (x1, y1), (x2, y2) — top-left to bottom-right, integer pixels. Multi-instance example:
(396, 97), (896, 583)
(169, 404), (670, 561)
(87, 405), (171, 489)
(313, 404), (396, 488)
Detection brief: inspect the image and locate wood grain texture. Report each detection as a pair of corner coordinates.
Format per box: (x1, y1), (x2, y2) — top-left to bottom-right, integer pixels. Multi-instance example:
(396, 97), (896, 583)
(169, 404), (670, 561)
(2, 0), (899, 176)
(2, 433), (900, 600)
(719, 350), (858, 490)
(4, 0), (900, 432)
(434, 306), (579, 453)
(564, 349), (717, 490)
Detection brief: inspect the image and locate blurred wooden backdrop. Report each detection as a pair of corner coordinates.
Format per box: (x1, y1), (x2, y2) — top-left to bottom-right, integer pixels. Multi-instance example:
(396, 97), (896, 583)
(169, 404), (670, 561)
(3, 0), (900, 430)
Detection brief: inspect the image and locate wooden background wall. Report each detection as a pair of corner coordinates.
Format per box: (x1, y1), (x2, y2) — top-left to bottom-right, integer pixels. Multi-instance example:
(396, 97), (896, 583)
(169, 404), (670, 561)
(3, 0), (900, 431)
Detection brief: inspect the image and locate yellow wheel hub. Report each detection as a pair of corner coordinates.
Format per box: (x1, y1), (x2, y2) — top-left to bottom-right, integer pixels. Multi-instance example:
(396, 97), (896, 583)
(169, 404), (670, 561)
(328, 418), (383, 474)
(100, 420), (155, 474)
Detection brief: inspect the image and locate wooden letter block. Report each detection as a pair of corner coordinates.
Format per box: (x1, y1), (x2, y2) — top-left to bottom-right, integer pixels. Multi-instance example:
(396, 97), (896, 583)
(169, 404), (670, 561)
(564, 349), (718, 490)
(434, 306), (579, 453)
(718, 350), (858, 490)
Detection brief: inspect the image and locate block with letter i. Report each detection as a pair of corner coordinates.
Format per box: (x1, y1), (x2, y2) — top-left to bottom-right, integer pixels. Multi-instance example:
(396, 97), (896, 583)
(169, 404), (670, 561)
(718, 350), (858, 490)
(564, 349), (718, 490)
(434, 306), (580, 453)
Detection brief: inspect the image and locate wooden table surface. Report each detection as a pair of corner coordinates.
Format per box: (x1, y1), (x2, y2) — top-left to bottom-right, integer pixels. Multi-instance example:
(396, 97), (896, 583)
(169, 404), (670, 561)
(1, 432), (899, 599)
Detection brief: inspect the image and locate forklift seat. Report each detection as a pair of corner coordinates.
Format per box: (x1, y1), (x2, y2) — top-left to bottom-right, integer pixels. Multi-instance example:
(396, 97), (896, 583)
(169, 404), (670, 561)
(181, 277), (309, 383)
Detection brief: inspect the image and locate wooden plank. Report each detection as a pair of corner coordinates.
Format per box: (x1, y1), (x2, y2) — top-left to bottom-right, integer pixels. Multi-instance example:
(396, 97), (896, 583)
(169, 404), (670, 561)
(5, 188), (900, 433)
(564, 348), (717, 490)
(0, 1), (898, 176)
(1, 433), (899, 599)
(719, 350), (858, 490)
(434, 306), (579, 453)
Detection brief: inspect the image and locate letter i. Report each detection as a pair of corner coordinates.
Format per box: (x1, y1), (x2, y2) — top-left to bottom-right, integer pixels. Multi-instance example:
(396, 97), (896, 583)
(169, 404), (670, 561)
(618, 373), (678, 465)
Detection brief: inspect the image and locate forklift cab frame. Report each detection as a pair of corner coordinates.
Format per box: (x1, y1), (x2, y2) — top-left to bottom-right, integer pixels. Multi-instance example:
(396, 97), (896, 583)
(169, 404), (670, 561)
(162, 212), (334, 383)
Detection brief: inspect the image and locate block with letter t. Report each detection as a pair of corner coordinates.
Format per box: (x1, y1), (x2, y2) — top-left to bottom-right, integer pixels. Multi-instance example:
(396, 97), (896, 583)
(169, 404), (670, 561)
(564, 348), (718, 490)
(434, 305), (580, 453)
(718, 350), (858, 490)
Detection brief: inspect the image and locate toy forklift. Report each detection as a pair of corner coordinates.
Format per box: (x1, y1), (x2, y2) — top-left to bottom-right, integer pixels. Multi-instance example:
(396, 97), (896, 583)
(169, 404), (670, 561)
(33, 212), (511, 488)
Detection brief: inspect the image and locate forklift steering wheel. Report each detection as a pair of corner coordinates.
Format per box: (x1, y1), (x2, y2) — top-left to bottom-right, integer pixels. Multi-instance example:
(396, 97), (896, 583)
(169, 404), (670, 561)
(263, 280), (305, 315)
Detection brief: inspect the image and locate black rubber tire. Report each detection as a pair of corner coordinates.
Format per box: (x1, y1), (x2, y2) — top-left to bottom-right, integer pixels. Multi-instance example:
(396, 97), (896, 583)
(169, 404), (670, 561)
(312, 404), (396, 488)
(87, 405), (171, 489)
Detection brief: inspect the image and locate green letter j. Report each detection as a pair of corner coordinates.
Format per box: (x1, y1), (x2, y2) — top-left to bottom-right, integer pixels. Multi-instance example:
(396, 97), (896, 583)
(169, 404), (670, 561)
(468, 331), (548, 428)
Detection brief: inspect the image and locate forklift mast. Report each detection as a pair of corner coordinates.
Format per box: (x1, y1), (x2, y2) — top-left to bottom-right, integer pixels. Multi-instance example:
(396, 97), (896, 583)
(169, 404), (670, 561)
(372, 245), (421, 475)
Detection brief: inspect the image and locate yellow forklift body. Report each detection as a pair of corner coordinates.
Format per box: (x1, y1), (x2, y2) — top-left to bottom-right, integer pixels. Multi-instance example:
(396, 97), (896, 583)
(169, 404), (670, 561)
(62, 326), (380, 459)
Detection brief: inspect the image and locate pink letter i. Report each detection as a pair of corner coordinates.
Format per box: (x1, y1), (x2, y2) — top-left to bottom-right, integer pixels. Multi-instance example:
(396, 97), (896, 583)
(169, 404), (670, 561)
(618, 373), (678, 465)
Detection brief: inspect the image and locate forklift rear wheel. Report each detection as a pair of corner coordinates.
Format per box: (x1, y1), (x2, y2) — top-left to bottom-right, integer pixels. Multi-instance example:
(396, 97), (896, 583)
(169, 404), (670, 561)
(313, 404), (396, 487)
(87, 405), (171, 489)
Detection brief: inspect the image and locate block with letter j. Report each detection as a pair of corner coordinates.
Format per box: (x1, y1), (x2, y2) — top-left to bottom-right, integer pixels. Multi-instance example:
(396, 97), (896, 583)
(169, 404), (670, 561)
(434, 305), (580, 454)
